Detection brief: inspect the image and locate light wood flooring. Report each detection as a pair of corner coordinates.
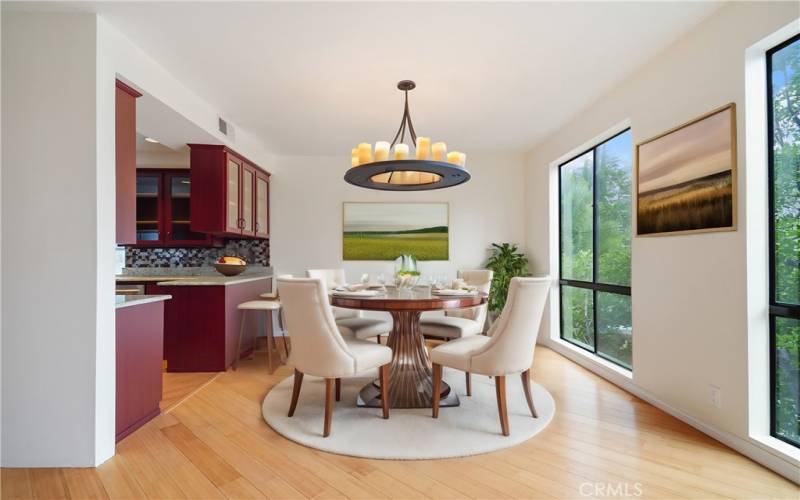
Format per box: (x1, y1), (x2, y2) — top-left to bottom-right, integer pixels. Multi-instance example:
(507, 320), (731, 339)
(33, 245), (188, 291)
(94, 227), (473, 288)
(2, 345), (798, 499)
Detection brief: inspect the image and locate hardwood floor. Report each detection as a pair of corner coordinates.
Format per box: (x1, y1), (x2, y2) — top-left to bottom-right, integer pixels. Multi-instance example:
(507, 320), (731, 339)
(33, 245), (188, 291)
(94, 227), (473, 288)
(2, 345), (798, 499)
(161, 372), (221, 412)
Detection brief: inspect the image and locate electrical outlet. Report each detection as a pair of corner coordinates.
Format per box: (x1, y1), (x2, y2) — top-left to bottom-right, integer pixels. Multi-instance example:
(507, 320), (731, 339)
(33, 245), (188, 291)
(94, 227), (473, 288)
(709, 385), (722, 408)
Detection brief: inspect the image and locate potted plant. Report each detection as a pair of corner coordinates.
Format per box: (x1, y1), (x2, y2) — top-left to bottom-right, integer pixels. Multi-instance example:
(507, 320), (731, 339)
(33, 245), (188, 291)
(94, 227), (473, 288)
(484, 243), (529, 323)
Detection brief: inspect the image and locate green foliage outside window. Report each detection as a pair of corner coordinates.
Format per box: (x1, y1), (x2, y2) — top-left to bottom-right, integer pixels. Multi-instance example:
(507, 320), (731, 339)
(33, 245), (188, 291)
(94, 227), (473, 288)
(560, 131), (632, 369)
(770, 36), (800, 447)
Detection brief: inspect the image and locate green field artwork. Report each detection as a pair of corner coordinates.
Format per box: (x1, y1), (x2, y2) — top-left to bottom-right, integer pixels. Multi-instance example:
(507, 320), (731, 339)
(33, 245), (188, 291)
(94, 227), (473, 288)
(343, 202), (449, 261)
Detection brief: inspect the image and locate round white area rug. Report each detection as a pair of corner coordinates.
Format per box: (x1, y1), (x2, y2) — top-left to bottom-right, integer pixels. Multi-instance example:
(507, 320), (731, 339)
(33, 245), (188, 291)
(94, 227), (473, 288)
(262, 367), (555, 459)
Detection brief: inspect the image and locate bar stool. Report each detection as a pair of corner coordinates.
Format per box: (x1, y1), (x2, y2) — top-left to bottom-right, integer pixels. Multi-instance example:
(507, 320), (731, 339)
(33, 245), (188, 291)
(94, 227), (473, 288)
(234, 300), (284, 373)
(259, 292), (290, 358)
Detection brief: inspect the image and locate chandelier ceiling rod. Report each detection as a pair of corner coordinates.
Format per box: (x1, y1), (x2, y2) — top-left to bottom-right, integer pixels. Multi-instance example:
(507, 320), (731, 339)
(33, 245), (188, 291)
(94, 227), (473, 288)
(390, 80), (418, 148)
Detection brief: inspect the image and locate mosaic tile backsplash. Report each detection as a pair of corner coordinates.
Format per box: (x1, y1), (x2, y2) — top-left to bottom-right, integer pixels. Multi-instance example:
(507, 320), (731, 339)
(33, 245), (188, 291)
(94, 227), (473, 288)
(126, 239), (269, 268)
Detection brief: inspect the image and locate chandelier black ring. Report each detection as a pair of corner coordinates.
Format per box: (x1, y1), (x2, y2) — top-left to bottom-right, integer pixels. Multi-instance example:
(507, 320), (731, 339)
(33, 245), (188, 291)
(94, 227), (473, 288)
(344, 80), (470, 191)
(344, 160), (471, 191)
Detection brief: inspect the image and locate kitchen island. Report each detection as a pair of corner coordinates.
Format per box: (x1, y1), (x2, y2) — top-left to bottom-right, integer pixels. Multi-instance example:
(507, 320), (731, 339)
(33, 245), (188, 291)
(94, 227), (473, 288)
(144, 273), (272, 372)
(115, 294), (171, 441)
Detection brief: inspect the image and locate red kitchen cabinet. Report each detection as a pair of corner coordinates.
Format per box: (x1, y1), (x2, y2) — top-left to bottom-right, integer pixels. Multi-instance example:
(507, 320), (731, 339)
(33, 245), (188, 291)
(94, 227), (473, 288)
(134, 169), (217, 247)
(255, 171), (270, 238)
(116, 300), (164, 441)
(147, 278), (271, 372)
(115, 80), (141, 245)
(189, 144), (270, 238)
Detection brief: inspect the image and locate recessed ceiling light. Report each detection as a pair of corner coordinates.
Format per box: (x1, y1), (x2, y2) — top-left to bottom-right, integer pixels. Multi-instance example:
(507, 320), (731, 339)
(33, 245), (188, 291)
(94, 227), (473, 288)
(144, 137), (159, 143)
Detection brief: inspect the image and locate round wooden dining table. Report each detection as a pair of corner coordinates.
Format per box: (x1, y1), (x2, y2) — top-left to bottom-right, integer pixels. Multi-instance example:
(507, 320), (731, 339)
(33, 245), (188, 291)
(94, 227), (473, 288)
(330, 286), (487, 409)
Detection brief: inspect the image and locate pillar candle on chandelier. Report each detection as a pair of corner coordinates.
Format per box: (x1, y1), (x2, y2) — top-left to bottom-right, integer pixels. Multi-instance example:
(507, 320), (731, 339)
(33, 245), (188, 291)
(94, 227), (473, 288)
(374, 141), (390, 161)
(357, 143), (373, 164)
(431, 142), (447, 161)
(394, 143), (409, 160)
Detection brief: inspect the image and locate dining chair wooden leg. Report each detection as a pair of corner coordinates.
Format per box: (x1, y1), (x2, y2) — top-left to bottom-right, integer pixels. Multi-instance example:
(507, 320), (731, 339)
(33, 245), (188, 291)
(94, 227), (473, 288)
(288, 369), (304, 417)
(324, 378), (335, 437)
(335, 378), (341, 402)
(431, 363), (442, 418)
(379, 364), (390, 419)
(465, 372), (472, 396)
(261, 312), (274, 374)
(376, 335), (381, 345)
(279, 309), (290, 357)
(495, 375), (509, 436)
(233, 311), (247, 371)
(521, 369), (538, 418)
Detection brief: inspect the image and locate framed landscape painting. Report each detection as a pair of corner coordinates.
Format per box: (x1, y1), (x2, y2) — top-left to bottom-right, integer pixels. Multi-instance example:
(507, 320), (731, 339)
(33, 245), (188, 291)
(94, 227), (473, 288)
(342, 202), (449, 260)
(636, 103), (737, 236)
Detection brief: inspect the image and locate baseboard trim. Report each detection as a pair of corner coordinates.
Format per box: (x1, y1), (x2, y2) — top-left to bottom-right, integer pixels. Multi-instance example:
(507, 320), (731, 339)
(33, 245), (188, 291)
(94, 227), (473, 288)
(541, 338), (800, 485)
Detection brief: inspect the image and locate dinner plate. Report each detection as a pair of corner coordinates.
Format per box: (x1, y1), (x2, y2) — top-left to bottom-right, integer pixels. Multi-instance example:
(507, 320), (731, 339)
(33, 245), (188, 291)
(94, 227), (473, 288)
(331, 290), (383, 297)
(432, 289), (478, 296)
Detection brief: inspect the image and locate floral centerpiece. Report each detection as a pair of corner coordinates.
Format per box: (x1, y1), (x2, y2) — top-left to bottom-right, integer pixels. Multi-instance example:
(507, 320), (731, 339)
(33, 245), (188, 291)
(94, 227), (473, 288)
(394, 254), (420, 289)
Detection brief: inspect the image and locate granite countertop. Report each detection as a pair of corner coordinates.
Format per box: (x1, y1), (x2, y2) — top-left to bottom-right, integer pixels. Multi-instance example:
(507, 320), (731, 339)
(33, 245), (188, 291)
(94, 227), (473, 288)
(153, 275), (271, 286)
(115, 294), (172, 309)
(116, 266), (272, 286)
(115, 276), (197, 283)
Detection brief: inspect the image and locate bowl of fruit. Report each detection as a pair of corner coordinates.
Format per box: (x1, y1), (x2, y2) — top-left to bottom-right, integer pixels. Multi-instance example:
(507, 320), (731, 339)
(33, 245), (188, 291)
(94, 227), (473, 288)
(214, 256), (247, 276)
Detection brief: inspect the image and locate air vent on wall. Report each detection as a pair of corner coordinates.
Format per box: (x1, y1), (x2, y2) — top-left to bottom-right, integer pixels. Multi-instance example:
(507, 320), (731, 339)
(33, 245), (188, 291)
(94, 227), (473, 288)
(218, 116), (228, 135)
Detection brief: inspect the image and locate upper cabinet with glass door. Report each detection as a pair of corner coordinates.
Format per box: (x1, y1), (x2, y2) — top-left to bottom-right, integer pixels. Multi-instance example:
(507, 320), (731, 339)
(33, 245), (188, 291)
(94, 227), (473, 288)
(133, 170), (214, 247)
(188, 144), (271, 239)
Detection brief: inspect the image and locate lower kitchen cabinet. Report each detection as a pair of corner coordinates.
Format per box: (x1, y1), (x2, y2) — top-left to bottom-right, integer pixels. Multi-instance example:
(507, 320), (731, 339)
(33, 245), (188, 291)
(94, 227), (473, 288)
(147, 278), (271, 372)
(116, 300), (165, 442)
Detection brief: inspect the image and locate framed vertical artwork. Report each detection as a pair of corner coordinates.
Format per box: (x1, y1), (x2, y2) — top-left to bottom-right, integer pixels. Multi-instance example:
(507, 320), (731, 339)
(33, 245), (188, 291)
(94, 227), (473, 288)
(636, 103), (737, 236)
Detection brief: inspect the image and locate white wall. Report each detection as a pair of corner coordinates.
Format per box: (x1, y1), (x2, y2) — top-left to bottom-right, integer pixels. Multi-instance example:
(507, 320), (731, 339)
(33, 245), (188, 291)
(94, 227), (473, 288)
(1, 12), (108, 466)
(270, 154), (527, 280)
(525, 1), (799, 480)
(1, 9), (277, 467)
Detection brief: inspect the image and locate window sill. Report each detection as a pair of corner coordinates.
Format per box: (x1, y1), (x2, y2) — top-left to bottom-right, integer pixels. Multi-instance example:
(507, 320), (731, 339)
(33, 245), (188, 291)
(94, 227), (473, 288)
(548, 337), (633, 379)
(750, 434), (800, 464)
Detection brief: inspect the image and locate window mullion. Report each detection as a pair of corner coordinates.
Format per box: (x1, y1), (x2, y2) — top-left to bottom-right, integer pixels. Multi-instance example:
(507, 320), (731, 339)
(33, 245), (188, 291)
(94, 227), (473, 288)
(592, 148), (599, 353)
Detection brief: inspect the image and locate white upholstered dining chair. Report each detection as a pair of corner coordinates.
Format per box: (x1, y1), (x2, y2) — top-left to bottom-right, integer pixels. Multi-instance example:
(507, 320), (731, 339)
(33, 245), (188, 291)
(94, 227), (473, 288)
(430, 277), (550, 436)
(278, 277), (392, 437)
(306, 268), (393, 343)
(420, 269), (494, 342)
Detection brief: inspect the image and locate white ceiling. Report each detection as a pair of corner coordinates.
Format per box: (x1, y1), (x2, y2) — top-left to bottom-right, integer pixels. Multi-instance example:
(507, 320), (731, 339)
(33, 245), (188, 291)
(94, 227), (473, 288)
(15, 1), (725, 154)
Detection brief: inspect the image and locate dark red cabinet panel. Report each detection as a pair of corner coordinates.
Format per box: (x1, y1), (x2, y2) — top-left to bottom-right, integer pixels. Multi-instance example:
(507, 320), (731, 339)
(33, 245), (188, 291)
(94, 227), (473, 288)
(134, 169), (217, 247)
(147, 278), (270, 372)
(116, 301), (164, 442)
(188, 144), (270, 239)
(115, 80), (141, 245)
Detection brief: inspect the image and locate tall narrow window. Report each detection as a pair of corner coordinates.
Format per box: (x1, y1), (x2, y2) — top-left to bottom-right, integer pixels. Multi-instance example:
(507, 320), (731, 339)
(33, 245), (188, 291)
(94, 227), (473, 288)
(767, 34), (800, 448)
(560, 130), (632, 369)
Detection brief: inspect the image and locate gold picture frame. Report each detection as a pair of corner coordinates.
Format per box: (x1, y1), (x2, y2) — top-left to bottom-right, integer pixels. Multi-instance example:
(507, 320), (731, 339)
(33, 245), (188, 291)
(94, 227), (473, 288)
(635, 103), (737, 236)
(342, 202), (450, 261)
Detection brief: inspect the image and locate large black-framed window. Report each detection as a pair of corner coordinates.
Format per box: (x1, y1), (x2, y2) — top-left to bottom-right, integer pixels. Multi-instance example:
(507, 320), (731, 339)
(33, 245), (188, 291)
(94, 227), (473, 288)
(767, 34), (800, 449)
(559, 129), (632, 370)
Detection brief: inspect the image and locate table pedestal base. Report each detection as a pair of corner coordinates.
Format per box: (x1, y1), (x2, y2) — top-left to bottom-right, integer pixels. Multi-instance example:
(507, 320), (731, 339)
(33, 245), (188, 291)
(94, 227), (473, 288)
(356, 310), (460, 409)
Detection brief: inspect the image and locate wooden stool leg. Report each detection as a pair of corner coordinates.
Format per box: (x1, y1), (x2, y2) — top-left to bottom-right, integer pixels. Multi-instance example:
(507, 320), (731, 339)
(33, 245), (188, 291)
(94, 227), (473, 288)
(288, 370), (304, 417)
(324, 378), (334, 437)
(233, 310), (247, 371)
(465, 372), (472, 396)
(335, 378), (341, 402)
(379, 364), (390, 419)
(431, 363), (442, 418)
(521, 369), (538, 418)
(495, 375), (509, 436)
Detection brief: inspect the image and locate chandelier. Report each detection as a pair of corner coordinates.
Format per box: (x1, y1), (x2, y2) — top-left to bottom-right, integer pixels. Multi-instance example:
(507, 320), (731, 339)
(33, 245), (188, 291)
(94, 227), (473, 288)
(344, 80), (470, 191)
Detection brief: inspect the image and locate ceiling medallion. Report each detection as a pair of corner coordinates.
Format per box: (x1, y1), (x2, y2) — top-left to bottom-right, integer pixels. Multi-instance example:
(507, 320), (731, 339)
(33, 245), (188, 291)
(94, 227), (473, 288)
(344, 80), (470, 191)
